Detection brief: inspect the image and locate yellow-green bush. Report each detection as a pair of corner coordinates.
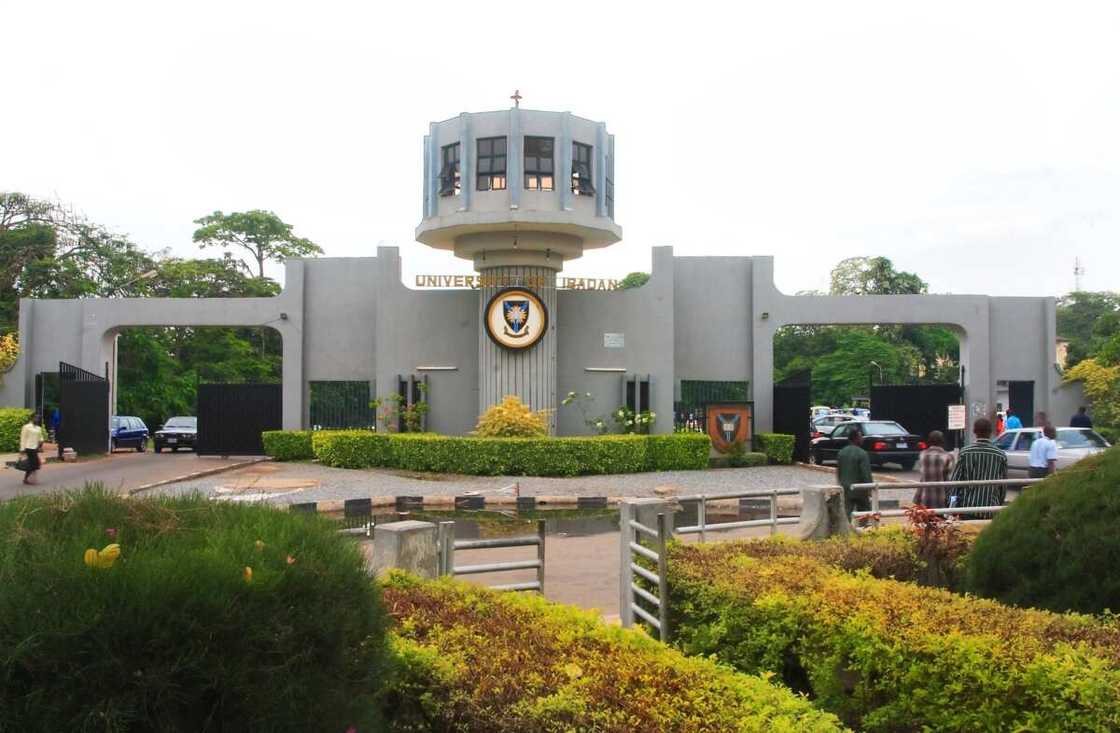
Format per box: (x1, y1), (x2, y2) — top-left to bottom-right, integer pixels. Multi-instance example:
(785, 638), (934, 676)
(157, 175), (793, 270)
(381, 573), (844, 732)
(0, 407), (33, 453)
(756, 432), (795, 464)
(669, 544), (1120, 731)
(474, 395), (548, 437)
(305, 430), (709, 476)
(261, 429), (314, 461)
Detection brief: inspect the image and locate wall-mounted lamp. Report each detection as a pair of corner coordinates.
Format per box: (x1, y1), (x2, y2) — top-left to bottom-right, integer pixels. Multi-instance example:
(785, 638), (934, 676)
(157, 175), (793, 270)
(279, 312), (289, 321)
(760, 312), (770, 320)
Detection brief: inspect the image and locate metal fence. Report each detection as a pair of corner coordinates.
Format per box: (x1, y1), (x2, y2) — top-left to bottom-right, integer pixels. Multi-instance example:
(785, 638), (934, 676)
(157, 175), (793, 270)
(438, 519), (545, 592)
(619, 503), (671, 642)
(851, 478), (1044, 525)
(676, 489), (802, 541)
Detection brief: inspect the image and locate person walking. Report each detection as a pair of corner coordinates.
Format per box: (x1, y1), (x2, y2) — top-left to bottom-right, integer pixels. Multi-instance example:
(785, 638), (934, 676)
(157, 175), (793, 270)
(914, 430), (955, 508)
(949, 417), (1008, 519)
(1005, 410), (1023, 431)
(1070, 406), (1093, 429)
(837, 427), (873, 518)
(994, 412), (1006, 436)
(1028, 424), (1059, 478)
(19, 414), (45, 485)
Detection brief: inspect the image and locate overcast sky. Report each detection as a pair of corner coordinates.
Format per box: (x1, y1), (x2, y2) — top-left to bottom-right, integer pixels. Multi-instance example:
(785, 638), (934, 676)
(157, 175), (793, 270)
(4, 1), (1118, 296)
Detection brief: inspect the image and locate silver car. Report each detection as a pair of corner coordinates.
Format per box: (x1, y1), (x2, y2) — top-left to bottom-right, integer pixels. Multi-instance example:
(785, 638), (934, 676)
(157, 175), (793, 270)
(994, 427), (1111, 476)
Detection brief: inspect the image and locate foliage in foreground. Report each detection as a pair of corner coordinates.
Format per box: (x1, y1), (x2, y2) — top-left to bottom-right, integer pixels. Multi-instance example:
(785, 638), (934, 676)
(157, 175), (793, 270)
(668, 543), (1120, 732)
(0, 406), (33, 452)
(967, 447), (1120, 614)
(302, 430), (711, 476)
(0, 486), (389, 732)
(381, 573), (844, 733)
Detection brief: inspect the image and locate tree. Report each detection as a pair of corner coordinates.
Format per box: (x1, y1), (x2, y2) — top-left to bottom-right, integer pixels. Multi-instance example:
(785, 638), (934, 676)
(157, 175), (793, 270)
(618, 272), (650, 289)
(829, 256), (928, 296)
(192, 210), (322, 279)
(1057, 291), (1120, 367)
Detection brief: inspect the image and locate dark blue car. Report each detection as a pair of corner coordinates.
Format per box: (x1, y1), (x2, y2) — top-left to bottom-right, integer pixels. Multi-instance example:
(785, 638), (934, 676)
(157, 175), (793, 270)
(111, 416), (149, 452)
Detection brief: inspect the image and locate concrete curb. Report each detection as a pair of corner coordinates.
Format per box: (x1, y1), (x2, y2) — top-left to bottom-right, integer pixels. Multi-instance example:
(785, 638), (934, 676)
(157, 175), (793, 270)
(128, 457), (273, 496)
(289, 493), (629, 514)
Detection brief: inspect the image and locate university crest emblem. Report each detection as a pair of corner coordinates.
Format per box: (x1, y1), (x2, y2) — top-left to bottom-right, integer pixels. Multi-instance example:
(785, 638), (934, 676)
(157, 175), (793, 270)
(484, 287), (548, 350)
(705, 402), (753, 453)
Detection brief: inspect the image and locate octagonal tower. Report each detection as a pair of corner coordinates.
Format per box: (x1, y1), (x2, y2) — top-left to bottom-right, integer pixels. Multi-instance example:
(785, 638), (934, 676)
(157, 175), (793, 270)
(416, 105), (622, 429)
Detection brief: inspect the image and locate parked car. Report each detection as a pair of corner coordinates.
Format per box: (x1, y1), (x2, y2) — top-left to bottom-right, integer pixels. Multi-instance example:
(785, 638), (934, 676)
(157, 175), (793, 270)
(810, 420), (924, 470)
(850, 407), (871, 420)
(995, 427), (1111, 476)
(811, 414), (857, 439)
(110, 416), (149, 452)
(811, 405), (832, 419)
(154, 416), (198, 453)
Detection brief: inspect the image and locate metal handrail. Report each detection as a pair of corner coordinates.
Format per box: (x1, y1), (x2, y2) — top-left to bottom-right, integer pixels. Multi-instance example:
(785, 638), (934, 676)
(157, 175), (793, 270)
(851, 478), (1044, 525)
(438, 519), (546, 592)
(677, 488), (801, 541)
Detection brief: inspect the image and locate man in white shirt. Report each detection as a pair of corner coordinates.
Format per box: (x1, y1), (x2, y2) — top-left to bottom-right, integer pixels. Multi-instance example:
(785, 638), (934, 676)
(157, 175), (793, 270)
(1028, 424), (1059, 479)
(19, 414), (45, 484)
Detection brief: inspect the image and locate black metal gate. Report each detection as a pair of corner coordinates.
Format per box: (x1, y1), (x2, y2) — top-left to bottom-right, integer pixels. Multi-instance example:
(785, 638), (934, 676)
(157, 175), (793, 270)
(1008, 381), (1035, 427)
(196, 383), (281, 455)
(773, 371), (811, 462)
(871, 383), (964, 449)
(57, 362), (110, 456)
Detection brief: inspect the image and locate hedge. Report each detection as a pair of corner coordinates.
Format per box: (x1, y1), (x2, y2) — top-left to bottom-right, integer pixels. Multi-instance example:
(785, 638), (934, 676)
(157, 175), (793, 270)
(381, 573), (844, 732)
(1098, 424), (1119, 445)
(306, 430), (711, 476)
(0, 486), (390, 732)
(967, 446), (1120, 614)
(0, 407), (33, 453)
(261, 429), (314, 461)
(756, 432), (795, 464)
(668, 544), (1120, 731)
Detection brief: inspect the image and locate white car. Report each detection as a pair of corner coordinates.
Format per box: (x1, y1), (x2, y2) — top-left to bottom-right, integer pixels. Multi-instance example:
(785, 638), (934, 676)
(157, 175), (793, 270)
(994, 427), (1111, 476)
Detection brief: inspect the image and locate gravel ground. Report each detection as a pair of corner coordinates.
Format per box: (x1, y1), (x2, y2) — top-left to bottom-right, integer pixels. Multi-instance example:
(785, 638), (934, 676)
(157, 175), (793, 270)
(148, 460), (919, 506)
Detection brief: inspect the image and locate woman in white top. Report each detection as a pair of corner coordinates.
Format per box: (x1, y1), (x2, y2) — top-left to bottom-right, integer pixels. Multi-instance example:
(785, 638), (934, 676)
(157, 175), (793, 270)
(19, 414), (45, 484)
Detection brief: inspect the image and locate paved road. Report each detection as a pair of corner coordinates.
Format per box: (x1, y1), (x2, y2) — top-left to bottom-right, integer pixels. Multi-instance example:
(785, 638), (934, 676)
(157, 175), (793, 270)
(0, 451), (255, 501)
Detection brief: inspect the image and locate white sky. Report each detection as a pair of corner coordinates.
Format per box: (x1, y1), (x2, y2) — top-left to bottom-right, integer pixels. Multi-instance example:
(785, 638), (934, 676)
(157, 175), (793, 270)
(3, 1), (1119, 296)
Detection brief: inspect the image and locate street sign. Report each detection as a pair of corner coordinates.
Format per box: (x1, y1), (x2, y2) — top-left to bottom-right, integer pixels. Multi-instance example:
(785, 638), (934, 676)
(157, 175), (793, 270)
(948, 404), (967, 431)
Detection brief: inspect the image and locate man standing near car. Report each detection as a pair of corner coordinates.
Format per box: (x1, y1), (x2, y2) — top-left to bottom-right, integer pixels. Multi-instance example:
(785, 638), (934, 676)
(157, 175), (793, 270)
(950, 417), (1008, 518)
(914, 430), (955, 508)
(1028, 424), (1059, 478)
(837, 427), (873, 518)
(19, 414), (45, 485)
(1070, 406), (1093, 429)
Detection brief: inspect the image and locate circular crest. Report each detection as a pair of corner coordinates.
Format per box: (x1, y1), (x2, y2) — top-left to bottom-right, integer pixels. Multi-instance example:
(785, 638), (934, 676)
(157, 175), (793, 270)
(484, 287), (548, 350)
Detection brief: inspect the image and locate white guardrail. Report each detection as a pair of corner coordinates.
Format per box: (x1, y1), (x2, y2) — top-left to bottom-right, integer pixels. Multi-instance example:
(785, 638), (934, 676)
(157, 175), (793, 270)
(851, 478), (1044, 525)
(676, 489), (801, 542)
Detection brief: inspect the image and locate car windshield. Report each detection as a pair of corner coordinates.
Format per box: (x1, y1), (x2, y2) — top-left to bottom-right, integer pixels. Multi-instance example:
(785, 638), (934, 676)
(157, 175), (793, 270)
(165, 417), (196, 428)
(1056, 429), (1109, 449)
(862, 422), (908, 436)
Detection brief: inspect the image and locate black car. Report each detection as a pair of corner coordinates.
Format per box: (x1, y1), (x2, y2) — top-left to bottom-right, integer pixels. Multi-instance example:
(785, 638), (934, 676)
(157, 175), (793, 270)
(809, 420), (924, 470)
(154, 416), (197, 453)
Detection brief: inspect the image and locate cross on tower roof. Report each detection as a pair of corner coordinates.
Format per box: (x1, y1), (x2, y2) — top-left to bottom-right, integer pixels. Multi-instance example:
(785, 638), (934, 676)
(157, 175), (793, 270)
(510, 89), (522, 108)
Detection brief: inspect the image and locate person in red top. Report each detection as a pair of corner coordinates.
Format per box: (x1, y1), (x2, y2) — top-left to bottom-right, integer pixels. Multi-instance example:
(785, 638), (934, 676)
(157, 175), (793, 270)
(994, 412), (1005, 436)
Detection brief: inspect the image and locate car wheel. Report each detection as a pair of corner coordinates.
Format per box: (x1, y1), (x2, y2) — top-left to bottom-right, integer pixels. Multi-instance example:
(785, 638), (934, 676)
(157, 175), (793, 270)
(900, 460), (916, 471)
(154, 444), (162, 453)
(809, 450), (821, 466)
(111, 439), (118, 452)
(137, 441), (146, 453)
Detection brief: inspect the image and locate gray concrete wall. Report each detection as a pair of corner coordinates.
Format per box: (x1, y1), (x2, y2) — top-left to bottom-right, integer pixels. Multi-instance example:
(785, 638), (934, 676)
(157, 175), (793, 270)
(673, 256), (754, 398)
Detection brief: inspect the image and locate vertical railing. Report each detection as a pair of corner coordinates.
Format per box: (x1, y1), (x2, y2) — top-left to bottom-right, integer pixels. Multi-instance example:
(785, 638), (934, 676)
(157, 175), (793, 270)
(619, 499), (671, 642)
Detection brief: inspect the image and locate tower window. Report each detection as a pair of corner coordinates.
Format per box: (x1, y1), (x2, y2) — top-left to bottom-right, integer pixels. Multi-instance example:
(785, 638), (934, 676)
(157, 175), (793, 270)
(439, 142), (460, 196)
(524, 136), (554, 191)
(572, 142), (595, 196)
(476, 136), (507, 191)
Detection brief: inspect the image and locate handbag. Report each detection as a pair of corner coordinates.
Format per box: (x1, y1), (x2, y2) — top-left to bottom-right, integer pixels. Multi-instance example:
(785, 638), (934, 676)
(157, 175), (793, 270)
(14, 455), (30, 472)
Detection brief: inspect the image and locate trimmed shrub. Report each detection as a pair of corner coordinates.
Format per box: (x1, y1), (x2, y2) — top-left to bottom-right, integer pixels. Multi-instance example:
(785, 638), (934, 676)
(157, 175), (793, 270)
(967, 446), (1120, 614)
(648, 432), (710, 470)
(0, 406), (33, 453)
(381, 573), (843, 732)
(474, 395), (548, 437)
(261, 429), (314, 461)
(0, 486), (390, 732)
(669, 544), (1120, 731)
(312, 429), (392, 468)
(307, 430), (706, 476)
(756, 432), (795, 464)
(1098, 424), (1120, 445)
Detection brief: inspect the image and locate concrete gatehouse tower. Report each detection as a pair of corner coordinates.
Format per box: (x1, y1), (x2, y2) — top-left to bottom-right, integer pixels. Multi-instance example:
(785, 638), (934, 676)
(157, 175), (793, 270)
(416, 102), (622, 428)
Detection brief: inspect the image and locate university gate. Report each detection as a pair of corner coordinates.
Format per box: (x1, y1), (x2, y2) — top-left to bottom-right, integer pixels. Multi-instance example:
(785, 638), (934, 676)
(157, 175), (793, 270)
(870, 383), (964, 449)
(772, 371), (811, 462)
(57, 361), (110, 456)
(196, 383), (281, 455)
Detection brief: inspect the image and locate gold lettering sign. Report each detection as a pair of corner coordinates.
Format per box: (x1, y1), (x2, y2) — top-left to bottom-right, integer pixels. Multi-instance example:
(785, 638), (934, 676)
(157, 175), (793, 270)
(415, 274), (622, 290)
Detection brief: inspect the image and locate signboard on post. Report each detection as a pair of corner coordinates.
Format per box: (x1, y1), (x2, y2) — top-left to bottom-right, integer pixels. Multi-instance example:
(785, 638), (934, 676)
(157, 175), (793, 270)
(947, 404), (967, 431)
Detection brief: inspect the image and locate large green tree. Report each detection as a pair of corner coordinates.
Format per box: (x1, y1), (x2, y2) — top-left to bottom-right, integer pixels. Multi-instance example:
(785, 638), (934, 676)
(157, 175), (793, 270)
(1056, 291), (1120, 367)
(193, 210), (322, 279)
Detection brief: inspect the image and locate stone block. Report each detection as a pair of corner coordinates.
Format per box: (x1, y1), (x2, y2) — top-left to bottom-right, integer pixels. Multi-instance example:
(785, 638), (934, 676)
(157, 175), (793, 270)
(796, 485), (852, 540)
(371, 520), (438, 578)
